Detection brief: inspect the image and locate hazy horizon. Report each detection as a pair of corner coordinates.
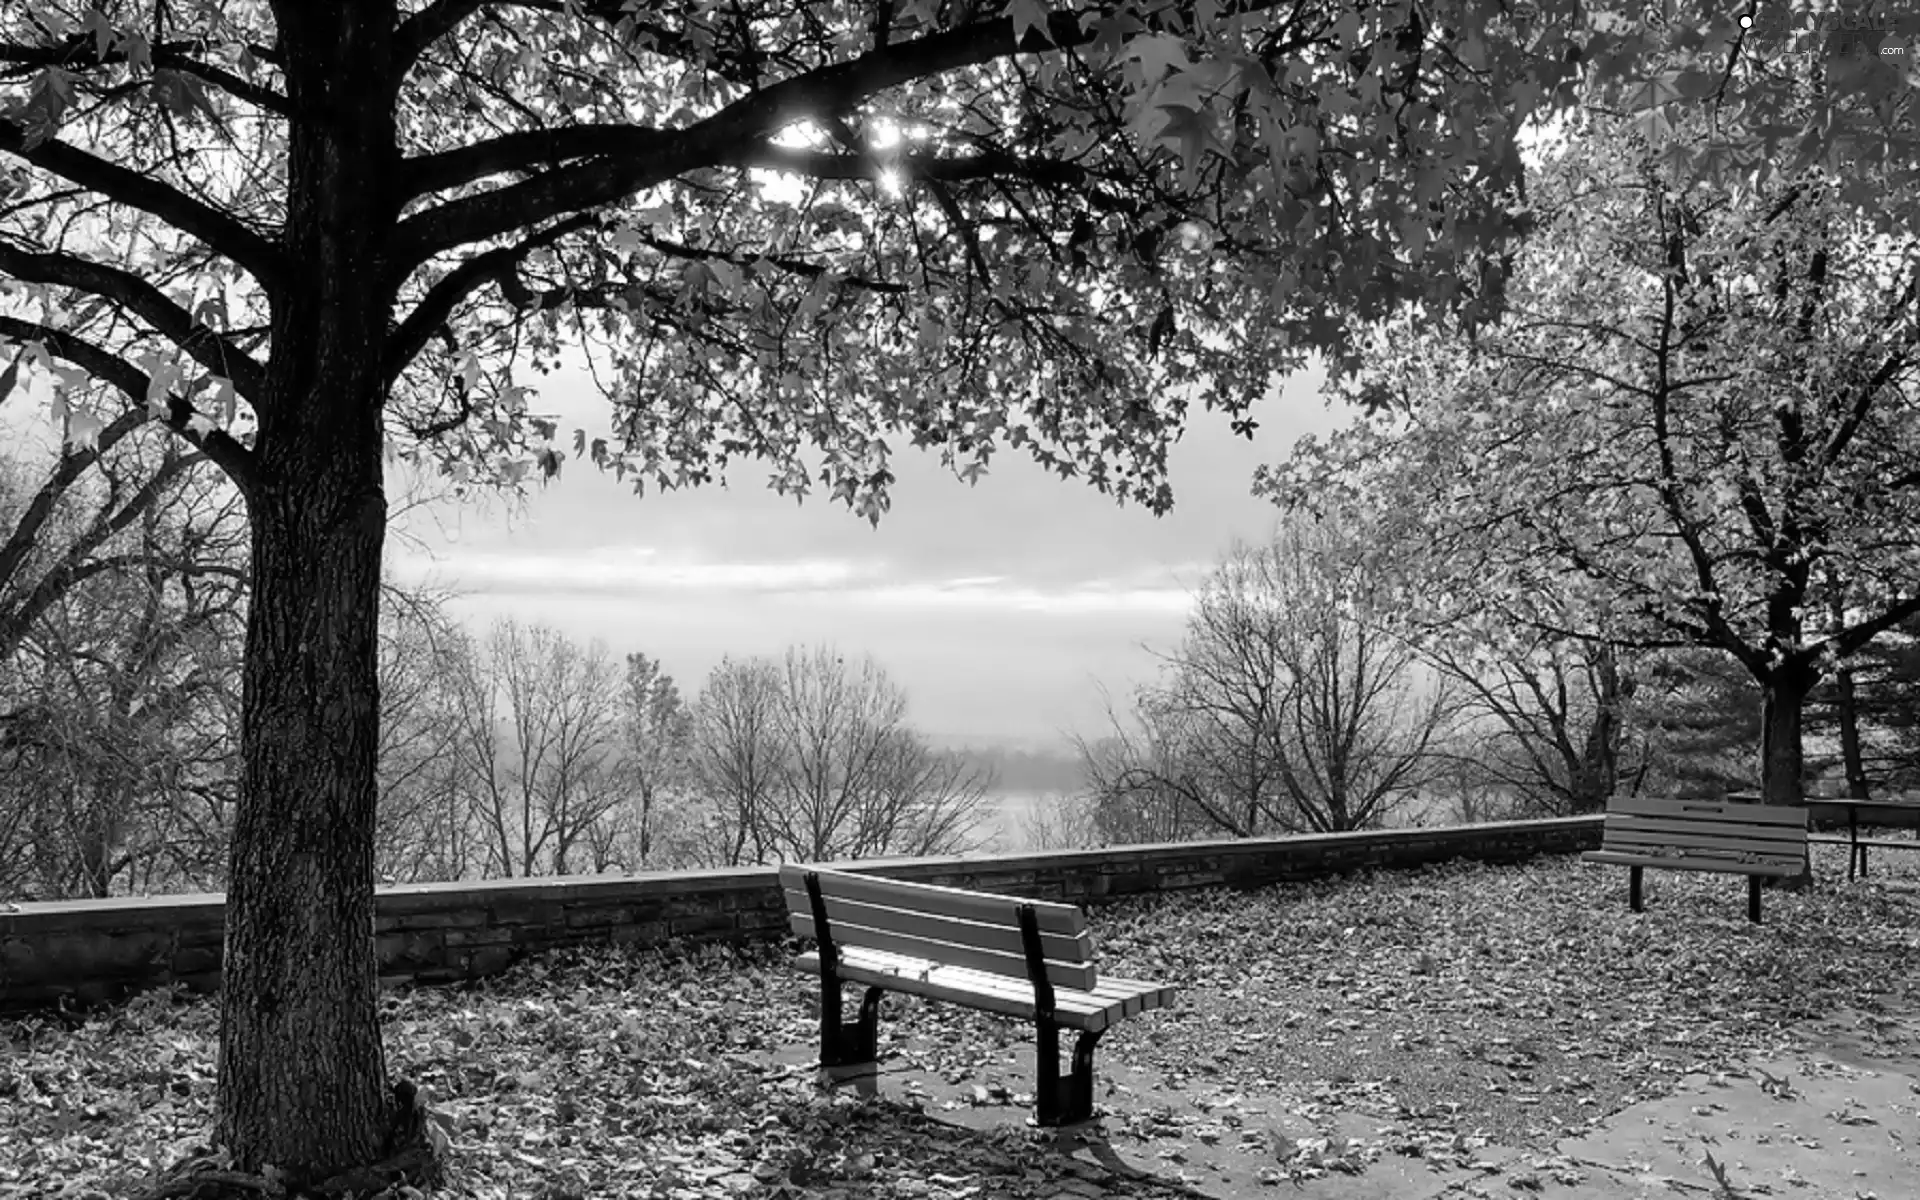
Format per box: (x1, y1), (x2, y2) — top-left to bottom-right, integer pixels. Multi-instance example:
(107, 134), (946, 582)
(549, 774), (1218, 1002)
(385, 363), (1350, 748)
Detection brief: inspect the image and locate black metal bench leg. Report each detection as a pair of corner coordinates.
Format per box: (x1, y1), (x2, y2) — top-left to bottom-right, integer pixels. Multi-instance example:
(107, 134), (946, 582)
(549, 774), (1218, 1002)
(1747, 875), (1761, 924)
(820, 981), (885, 1078)
(1033, 1023), (1104, 1126)
(1033, 1018), (1063, 1124)
(1064, 1028), (1104, 1124)
(1629, 865), (1643, 912)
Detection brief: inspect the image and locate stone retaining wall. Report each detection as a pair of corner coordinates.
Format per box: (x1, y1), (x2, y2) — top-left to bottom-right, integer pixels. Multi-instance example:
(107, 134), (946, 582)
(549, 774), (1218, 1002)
(0, 816), (1603, 1013)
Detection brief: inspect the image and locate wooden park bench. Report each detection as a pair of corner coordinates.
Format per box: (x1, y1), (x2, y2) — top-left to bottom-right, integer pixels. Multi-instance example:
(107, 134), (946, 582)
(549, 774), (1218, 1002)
(1583, 796), (1809, 923)
(778, 864), (1178, 1126)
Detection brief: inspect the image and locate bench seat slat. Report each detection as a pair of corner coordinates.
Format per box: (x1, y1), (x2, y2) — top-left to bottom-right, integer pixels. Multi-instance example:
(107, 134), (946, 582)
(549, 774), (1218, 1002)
(795, 949), (1176, 1034)
(778, 864), (1085, 936)
(1600, 836), (1806, 861)
(781, 889), (1092, 963)
(1600, 838), (1805, 862)
(1601, 797), (1810, 826)
(1597, 837), (1804, 864)
(1583, 849), (1802, 876)
(1601, 827), (1809, 856)
(788, 913), (1097, 990)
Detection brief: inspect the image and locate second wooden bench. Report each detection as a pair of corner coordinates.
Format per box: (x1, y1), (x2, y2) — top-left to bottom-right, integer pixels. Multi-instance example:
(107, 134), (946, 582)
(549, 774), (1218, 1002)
(1583, 796), (1809, 923)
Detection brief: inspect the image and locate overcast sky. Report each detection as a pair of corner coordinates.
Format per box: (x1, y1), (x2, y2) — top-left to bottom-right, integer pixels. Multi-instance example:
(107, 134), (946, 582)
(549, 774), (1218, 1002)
(387, 364), (1349, 749)
(7, 359), (1348, 751)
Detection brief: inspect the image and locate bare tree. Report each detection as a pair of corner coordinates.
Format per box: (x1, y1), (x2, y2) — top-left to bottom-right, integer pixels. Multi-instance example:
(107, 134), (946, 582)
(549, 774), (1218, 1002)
(451, 619), (625, 877)
(371, 581), (473, 882)
(1074, 689), (1241, 845)
(688, 655), (786, 868)
(0, 439), (245, 899)
(1, 437), (496, 896)
(1424, 636), (1645, 817)
(1017, 791), (1103, 852)
(1084, 517), (1456, 841)
(598, 651), (695, 871)
(0, 397), (212, 666)
(688, 646), (994, 864)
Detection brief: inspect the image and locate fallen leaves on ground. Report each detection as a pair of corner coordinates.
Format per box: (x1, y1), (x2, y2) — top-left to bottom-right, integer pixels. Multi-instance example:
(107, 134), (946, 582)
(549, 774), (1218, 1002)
(2, 844), (1915, 1197)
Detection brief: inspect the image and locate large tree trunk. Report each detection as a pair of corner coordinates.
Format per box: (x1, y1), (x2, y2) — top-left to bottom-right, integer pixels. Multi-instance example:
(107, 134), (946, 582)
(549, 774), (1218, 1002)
(217, 448), (390, 1176)
(1755, 665), (1819, 889)
(1571, 647), (1629, 814)
(1758, 668), (1812, 805)
(1832, 662), (1871, 798)
(214, 6), (402, 1178)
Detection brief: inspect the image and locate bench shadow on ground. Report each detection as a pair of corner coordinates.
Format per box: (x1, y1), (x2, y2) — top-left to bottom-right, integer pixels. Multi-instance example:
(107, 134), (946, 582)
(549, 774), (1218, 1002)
(764, 1036), (1499, 1199)
(758, 1047), (1213, 1199)
(764, 1003), (1920, 1200)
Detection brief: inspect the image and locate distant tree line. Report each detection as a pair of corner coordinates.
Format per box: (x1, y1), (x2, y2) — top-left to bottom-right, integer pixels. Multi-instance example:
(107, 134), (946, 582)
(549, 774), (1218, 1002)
(0, 433), (993, 900)
(1034, 512), (1920, 851)
(376, 628), (996, 882)
(11, 348), (1920, 890)
(9, 422), (1920, 896)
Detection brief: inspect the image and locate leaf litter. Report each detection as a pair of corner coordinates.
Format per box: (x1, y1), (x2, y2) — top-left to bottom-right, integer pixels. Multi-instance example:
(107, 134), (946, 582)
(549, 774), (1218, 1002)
(1, 844), (1915, 1196)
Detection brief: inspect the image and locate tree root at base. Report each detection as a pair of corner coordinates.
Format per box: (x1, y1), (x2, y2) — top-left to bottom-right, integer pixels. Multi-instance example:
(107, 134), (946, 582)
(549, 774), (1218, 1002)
(127, 1080), (447, 1200)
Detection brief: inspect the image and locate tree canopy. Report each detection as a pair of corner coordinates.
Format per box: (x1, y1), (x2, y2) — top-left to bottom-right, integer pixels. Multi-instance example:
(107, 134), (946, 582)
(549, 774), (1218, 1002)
(3, 0), (1580, 520)
(8, 1), (1909, 519)
(1262, 113), (1920, 799)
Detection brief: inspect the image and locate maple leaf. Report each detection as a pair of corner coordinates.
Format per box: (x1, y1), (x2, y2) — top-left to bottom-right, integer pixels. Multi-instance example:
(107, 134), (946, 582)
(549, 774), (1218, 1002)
(16, 68), (75, 147)
(1008, 0), (1054, 47)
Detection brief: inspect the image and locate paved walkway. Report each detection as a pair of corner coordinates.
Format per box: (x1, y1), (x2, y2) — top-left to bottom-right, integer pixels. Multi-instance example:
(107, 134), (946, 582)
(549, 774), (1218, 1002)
(781, 1007), (1920, 1198)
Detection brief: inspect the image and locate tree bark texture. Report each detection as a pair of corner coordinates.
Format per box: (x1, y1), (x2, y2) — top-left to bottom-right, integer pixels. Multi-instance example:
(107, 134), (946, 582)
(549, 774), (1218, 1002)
(215, 4), (400, 1176)
(216, 467), (389, 1174)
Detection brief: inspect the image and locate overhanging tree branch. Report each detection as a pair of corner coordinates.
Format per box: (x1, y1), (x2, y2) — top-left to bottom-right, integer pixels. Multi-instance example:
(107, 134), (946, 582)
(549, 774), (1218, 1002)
(1820, 342), (1917, 467)
(0, 37), (290, 114)
(394, 0), (776, 91)
(0, 315), (261, 495)
(390, 0), (491, 85)
(403, 128), (1093, 202)
(391, 10), (1096, 270)
(1830, 594), (1920, 659)
(743, 144), (1091, 186)
(0, 244), (270, 403)
(386, 212), (599, 380)
(0, 124), (283, 286)
(633, 230), (912, 293)
(400, 125), (668, 202)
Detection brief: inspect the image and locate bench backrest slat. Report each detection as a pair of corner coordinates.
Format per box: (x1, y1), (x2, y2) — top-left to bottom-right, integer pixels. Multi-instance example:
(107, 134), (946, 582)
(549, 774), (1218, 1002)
(779, 865), (1086, 935)
(1603, 819), (1807, 852)
(782, 888), (1093, 963)
(1604, 797), (1809, 827)
(779, 865), (1096, 991)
